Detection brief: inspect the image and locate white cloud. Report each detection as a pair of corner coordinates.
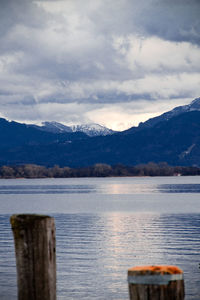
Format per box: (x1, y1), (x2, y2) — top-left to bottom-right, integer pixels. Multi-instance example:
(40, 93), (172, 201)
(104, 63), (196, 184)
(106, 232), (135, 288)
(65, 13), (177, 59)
(113, 35), (200, 74)
(85, 97), (193, 131)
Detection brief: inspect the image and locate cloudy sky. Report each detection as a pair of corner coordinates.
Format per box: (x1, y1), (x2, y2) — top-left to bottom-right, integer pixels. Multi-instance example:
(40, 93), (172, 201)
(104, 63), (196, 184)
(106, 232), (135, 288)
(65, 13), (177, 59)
(0, 0), (200, 130)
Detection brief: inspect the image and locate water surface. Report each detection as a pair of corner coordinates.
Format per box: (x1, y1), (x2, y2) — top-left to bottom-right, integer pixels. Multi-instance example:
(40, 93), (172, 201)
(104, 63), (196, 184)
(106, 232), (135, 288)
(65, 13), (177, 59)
(0, 177), (199, 299)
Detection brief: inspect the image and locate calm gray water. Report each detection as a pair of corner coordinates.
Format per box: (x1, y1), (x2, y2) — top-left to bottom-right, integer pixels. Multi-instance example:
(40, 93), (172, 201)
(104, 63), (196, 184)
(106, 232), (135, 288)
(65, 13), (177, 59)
(0, 176), (200, 299)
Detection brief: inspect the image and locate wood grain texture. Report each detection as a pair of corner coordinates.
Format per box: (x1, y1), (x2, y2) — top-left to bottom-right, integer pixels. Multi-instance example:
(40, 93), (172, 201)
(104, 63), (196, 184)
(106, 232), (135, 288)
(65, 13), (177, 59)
(10, 214), (56, 300)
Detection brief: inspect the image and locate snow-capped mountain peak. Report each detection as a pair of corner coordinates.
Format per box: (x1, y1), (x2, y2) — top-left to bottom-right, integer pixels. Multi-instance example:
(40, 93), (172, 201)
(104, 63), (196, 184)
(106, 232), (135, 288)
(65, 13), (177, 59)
(71, 123), (115, 137)
(41, 121), (72, 133)
(188, 97), (200, 109)
(138, 97), (200, 129)
(168, 97), (200, 116)
(34, 121), (116, 136)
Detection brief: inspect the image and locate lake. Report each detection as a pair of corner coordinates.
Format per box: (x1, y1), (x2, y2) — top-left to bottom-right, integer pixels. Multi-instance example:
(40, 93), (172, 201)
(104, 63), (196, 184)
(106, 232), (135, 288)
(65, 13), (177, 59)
(0, 176), (200, 299)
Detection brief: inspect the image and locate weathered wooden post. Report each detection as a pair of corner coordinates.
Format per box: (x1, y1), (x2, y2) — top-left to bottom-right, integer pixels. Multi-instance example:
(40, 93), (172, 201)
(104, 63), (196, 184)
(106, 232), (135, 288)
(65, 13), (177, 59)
(10, 214), (56, 300)
(128, 265), (184, 300)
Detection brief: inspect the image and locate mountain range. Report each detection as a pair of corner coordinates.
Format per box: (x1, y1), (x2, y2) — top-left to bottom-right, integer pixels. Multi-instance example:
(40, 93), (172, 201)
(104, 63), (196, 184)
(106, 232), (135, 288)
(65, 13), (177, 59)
(0, 97), (200, 167)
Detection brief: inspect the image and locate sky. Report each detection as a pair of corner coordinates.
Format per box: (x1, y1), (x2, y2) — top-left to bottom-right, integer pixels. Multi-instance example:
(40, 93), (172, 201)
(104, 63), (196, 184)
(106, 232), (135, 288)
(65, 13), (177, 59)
(0, 0), (200, 131)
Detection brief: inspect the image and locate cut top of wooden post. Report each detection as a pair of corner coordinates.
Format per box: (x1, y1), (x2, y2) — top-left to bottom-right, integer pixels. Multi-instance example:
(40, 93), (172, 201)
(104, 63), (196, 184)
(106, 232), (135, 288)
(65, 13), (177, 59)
(10, 214), (51, 229)
(128, 265), (184, 285)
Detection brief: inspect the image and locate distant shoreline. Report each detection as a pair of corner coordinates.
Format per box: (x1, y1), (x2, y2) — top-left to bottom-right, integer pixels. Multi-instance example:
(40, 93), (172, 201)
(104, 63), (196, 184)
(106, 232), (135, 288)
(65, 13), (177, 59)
(0, 163), (200, 179)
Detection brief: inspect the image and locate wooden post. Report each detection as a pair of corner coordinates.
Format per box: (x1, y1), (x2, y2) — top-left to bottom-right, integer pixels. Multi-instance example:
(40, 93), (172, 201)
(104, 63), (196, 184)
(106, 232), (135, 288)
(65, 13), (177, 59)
(10, 214), (56, 300)
(128, 265), (184, 300)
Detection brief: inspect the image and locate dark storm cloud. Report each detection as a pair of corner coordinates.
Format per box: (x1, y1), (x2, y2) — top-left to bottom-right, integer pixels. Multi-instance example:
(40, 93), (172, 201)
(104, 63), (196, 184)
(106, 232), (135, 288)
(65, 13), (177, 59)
(130, 0), (200, 45)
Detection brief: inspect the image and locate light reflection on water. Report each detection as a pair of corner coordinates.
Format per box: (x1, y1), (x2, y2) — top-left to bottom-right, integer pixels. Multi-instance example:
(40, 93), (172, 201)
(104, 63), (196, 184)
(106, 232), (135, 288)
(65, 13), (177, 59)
(1, 182), (200, 194)
(0, 177), (200, 299)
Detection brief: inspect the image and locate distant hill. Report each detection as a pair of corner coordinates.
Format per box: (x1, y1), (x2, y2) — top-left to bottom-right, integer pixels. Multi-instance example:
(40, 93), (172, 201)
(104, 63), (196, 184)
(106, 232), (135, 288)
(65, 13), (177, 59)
(0, 118), (87, 147)
(0, 118), (87, 165)
(0, 97), (200, 167)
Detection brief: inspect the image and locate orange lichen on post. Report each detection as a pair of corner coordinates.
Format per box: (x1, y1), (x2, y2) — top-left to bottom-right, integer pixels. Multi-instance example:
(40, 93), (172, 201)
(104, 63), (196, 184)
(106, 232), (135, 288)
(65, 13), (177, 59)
(128, 265), (183, 276)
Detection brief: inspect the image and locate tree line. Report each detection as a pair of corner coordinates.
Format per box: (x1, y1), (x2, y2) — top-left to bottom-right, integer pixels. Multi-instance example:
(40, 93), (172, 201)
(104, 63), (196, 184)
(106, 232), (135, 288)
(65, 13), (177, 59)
(0, 162), (200, 178)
